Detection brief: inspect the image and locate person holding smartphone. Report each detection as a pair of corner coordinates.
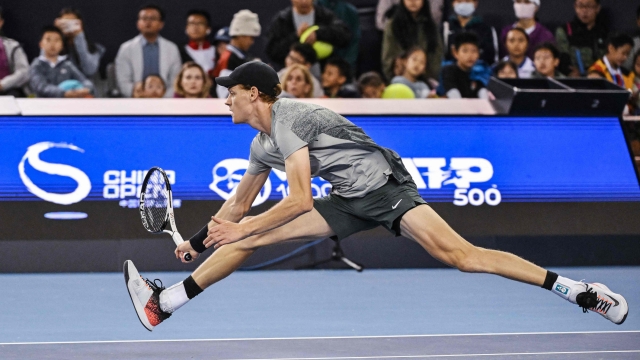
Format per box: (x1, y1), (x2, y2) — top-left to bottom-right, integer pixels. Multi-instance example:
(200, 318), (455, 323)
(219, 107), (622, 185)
(54, 8), (105, 78)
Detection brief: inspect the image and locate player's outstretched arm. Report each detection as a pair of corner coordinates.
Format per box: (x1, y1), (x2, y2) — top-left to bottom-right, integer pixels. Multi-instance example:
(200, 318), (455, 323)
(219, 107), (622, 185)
(211, 170), (271, 225)
(206, 147), (313, 248)
(176, 170), (270, 261)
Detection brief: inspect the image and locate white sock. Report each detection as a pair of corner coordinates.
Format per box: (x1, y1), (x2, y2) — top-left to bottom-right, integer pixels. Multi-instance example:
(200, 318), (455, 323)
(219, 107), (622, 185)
(551, 276), (585, 303)
(159, 281), (190, 313)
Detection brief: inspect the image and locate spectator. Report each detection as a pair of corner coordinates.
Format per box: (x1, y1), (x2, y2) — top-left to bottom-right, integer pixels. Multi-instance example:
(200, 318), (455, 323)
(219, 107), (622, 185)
(588, 33), (634, 90)
(624, 6), (640, 70)
(265, 0), (351, 69)
(133, 74), (166, 98)
(29, 26), (93, 98)
(391, 47), (431, 98)
(442, 0), (498, 66)
(54, 8), (105, 78)
(358, 71), (386, 98)
(441, 31), (487, 99)
(180, 10), (215, 74)
(321, 56), (359, 98)
(499, 0), (554, 59)
(631, 50), (640, 114)
(502, 28), (535, 79)
(115, 4), (181, 97)
(317, 0), (360, 71)
(382, 0), (443, 81)
(281, 63), (315, 98)
(493, 60), (519, 78)
(532, 42), (564, 78)
(376, 0), (444, 31)
(213, 27), (230, 63)
(0, 7), (29, 97)
(213, 9), (261, 98)
(173, 62), (211, 98)
(555, 0), (608, 77)
(277, 43), (323, 97)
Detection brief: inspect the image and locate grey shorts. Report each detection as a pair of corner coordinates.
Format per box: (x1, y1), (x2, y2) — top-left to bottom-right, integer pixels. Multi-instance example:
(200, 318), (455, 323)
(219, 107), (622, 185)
(313, 178), (428, 240)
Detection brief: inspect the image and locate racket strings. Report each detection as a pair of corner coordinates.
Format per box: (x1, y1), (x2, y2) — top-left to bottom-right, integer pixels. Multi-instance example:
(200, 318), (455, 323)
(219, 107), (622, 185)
(143, 170), (170, 232)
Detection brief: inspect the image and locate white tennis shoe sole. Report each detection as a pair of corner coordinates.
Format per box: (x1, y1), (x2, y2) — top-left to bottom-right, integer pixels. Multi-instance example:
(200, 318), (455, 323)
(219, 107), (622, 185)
(123, 260), (154, 331)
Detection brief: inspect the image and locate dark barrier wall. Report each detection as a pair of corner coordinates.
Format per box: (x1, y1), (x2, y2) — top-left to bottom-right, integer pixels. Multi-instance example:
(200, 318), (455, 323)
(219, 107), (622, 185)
(1, 0), (638, 74)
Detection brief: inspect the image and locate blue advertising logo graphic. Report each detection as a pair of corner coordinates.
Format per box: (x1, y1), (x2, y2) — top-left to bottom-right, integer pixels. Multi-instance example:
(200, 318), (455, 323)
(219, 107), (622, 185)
(1, 116), (638, 208)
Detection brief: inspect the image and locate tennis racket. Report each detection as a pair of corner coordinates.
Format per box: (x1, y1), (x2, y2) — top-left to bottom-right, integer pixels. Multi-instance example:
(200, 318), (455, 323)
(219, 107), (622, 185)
(139, 167), (192, 261)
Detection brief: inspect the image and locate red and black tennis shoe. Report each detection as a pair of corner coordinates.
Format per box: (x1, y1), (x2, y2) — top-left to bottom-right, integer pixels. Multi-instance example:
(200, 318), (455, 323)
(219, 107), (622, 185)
(123, 260), (171, 331)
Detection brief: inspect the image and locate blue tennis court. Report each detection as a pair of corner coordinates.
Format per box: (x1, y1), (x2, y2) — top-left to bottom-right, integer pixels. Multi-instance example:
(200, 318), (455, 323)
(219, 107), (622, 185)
(0, 267), (638, 359)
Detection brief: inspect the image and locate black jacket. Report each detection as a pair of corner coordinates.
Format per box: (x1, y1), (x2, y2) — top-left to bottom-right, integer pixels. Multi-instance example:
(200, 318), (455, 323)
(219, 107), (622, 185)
(442, 16), (497, 65)
(266, 5), (351, 68)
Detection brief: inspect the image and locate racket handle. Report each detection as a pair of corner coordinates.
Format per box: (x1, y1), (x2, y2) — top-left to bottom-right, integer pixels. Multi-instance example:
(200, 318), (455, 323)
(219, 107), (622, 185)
(184, 253), (192, 261)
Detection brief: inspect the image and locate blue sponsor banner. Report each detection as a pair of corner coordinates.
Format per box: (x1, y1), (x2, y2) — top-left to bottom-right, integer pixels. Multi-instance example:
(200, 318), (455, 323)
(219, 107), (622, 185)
(0, 115), (638, 208)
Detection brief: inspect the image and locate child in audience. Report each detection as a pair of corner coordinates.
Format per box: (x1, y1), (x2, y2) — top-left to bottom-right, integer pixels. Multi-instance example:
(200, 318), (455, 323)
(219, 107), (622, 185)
(282, 63), (315, 98)
(503, 27), (535, 78)
(493, 60), (519, 79)
(532, 42), (564, 79)
(441, 32), (487, 99)
(133, 74), (166, 98)
(588, 33), (635, 90)
(29, 25), (93, 98)
(358, 71), (386, 98)
(321, 57), (359, 98)
(174, 62), (211, 98)
(391, 47), (431, 99)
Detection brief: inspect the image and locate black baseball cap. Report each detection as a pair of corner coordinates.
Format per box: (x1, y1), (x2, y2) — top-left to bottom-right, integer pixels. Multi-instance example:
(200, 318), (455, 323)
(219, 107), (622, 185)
(215, 61), (280, 96)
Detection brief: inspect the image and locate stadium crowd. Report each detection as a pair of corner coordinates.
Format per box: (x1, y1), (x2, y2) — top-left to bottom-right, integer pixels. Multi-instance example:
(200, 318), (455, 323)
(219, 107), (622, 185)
(0, 0), (639, 113)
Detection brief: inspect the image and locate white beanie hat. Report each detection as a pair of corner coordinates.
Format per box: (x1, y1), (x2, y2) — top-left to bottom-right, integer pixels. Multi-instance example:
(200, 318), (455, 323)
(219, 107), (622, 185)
(513, 0), (540, 5)
(229, 10), (261, 37)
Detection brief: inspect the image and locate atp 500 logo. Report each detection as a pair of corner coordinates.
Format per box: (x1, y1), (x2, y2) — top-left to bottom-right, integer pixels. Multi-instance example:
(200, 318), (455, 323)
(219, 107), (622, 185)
(209, 157), (501, 207)
(402, 157), (501, 206)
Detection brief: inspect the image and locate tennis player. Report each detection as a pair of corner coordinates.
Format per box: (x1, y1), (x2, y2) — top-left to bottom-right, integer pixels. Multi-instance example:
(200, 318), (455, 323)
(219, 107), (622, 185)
(124, 61), (628, 331)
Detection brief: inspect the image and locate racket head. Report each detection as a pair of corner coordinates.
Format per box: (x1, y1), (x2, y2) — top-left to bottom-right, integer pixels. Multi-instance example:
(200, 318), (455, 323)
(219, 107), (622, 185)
(139, 167), (172, 234)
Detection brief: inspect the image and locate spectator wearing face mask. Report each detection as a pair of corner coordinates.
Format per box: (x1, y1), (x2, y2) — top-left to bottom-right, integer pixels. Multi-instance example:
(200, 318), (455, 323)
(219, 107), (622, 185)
(442, 0), (497, 66)
(500, 0), (555, 59)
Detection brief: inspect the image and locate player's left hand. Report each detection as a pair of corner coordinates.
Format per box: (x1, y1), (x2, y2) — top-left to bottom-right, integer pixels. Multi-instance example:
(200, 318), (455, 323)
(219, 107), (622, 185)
(205, 216), (249, 249)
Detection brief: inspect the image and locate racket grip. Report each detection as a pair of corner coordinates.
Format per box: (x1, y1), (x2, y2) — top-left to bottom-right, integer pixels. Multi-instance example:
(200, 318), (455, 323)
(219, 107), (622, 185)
(184, 253), (192, 261)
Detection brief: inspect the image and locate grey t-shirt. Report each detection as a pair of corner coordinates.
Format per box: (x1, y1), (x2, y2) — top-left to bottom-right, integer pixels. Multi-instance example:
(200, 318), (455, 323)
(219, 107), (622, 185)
(391, 76), (430, 99)
(247, 99), (400, 198)
(292, 10), (315, 32)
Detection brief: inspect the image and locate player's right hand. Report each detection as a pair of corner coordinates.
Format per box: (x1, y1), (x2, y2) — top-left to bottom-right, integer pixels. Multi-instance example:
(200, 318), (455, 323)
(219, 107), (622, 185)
(175, 241), (199, 263)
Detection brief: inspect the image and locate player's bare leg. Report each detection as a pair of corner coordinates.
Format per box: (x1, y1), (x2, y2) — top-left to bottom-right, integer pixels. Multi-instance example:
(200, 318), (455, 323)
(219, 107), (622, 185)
(124, 209), (334, 330)
(399, 204), (628, 324)
(191, 208), (334, 289)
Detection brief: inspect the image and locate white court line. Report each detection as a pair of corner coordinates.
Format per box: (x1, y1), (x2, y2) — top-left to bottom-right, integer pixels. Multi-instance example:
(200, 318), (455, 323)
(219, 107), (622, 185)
(0, 330), (638, 346)
(214, 350), (640, 360)
(215, 351), (640, 360)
